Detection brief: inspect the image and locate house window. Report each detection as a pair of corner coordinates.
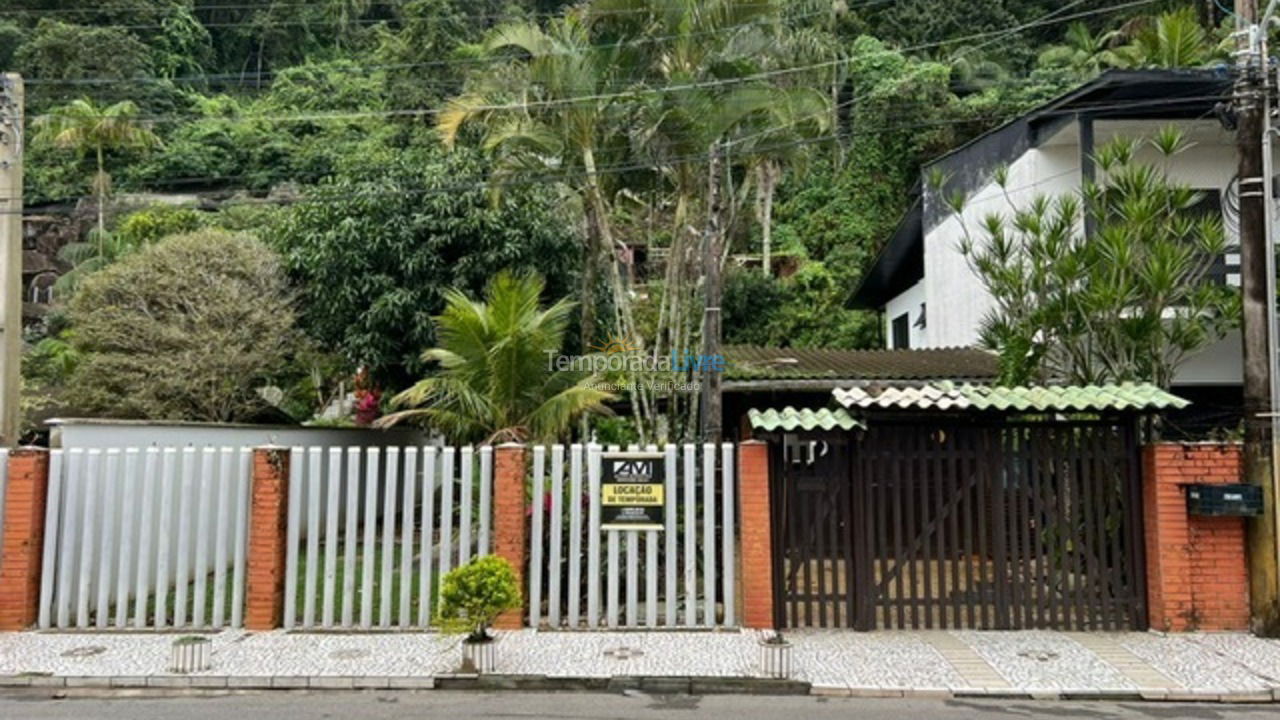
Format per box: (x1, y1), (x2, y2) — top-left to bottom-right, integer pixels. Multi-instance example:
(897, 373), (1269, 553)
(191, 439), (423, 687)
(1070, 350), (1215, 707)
(891, 313), (910, 349)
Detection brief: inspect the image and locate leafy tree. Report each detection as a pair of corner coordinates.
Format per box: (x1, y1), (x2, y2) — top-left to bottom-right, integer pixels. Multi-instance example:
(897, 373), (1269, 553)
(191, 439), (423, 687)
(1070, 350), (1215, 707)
(378, 271), (613, 444)
(954, 131), (1240, 387)
(1037, 22), (1122, 79)
(271, 145), (580, 386)
(32, 98), (162, 240)
(65, 230), (299, 422)
(53, 205), (206, 296)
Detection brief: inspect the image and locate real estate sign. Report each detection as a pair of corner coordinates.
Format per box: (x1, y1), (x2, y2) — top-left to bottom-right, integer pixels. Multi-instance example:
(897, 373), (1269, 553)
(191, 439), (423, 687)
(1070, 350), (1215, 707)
(600, 451), (665, 531)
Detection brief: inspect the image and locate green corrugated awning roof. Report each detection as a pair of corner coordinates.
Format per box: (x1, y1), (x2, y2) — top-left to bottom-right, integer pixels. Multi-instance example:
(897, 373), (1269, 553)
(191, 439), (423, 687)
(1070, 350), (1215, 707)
(748, 406), (863, 432)
(832, 382), (1189, 413)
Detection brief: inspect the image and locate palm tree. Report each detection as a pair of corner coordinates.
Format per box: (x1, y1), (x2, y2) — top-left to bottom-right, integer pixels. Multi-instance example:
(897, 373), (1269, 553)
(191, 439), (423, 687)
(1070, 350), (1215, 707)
(1037, 22), (1122, 77)
(375, 271), (614, 444)
(32, 98), (161, 243)
(438, 13), (626, 350)
(1108, 7), (1227, 69)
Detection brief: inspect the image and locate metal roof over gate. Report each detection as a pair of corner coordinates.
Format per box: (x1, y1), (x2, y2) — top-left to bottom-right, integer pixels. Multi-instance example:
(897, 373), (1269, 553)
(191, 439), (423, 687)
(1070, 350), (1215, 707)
(832, 381), (1188, 413)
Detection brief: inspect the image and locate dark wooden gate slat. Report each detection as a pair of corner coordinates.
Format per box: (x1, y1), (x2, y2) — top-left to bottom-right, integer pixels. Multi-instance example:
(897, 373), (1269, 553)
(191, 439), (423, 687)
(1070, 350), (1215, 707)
(892, 430), (906, 629)
(918, 428), (934, 629)
(958, 428), (974, 628)
(1123, 419), (1147, 630)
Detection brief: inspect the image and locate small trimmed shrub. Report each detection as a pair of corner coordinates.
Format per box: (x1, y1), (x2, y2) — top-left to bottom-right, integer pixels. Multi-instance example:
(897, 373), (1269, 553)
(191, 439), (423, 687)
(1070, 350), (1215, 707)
(436, 555), (521, 643)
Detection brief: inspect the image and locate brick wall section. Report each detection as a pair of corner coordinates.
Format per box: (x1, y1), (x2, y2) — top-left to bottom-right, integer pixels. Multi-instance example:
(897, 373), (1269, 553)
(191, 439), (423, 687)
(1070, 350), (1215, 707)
(245, 447), (290, 631)
(738, 441), (775, 629)
(0, 448), (50, 631)
(1142, 442), (1250, 632)
(492, 443), (527, 630)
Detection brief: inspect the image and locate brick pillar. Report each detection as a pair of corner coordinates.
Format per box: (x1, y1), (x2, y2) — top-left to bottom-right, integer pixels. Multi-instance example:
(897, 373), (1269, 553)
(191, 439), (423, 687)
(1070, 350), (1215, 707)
(492, 443), (527, 630)
(0, 448), (51, 631)
(738, 440), (775, 629)
(245, 446), (290, 631)
(1143, 443), (1249, 631)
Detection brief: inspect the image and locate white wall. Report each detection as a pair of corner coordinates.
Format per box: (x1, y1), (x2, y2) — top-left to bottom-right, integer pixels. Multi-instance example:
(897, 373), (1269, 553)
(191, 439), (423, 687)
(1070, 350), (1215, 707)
(883, 118), (1245, 385)
(884, 279), (926, 348)
(48, 418), (430, 450)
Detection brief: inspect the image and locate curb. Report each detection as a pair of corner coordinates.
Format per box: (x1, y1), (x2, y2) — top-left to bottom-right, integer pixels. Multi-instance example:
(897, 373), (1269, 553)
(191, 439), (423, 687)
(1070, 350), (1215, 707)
(2, 675), (1277, 702)
(807, 685), (1280, 703)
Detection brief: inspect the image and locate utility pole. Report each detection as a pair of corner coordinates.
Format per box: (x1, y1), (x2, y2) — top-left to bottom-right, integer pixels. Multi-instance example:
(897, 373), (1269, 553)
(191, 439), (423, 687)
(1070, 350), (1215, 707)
(0, 73), (22, 448)
(1235, 0), (1280, 635)
(699, 142), (724, 443)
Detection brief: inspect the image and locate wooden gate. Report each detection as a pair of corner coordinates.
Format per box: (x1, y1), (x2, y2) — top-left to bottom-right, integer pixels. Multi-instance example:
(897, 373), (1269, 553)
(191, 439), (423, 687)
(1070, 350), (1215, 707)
(772, 419), (1147, 631)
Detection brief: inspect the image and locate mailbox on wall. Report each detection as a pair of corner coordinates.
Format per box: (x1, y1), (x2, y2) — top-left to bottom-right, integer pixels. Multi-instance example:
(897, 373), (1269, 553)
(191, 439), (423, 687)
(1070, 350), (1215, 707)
(1186, 484), (1264, 517)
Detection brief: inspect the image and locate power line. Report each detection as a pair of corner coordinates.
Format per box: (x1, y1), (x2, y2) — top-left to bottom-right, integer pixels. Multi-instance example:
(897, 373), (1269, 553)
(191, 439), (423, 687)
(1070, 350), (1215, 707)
(21, 0), (1149, 88)
(10, 92), (1234, 212)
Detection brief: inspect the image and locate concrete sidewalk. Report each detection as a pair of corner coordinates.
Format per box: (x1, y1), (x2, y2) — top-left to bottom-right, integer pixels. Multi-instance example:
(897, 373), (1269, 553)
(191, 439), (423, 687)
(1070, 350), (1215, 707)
(1, 629), (1279, 702)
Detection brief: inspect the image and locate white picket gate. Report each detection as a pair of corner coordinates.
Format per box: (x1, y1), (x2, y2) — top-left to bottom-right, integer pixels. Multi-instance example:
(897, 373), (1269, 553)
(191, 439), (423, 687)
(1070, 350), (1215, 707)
(37, 447), (252, 630)
(528, 443), (737, 629)
(282, 445), (493, 629)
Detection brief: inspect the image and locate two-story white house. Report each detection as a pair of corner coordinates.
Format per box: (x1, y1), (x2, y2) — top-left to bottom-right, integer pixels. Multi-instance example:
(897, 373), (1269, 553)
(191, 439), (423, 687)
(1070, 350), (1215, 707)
(850, 69), (1246, 433)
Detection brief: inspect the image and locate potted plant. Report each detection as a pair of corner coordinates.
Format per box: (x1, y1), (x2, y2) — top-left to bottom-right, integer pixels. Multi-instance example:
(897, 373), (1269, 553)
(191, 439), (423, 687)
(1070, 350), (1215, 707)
(170, 635), (212, 674)
(758, 632), (792, 679)
(437, 555), (521, 674)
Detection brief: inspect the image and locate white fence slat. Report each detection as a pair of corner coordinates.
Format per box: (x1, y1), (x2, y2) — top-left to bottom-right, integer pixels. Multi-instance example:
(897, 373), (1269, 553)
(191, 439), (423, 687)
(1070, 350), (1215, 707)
(76, 449), (100, 628)
(174, 448), (197, 627)
(529, 446), (545, 627)
(379, 447), (399, 627)
(398, 447), (418, 627)
(644, 444), (658, 628)
(478, 446), (492, 556)
(682, 444), (696, 628)
(663, 444), (677, 627)
(567, 444), (583, 627)
(230, 448), (251, 628)
(586, 444), (601, 627)
(135, 449), (158, 628)
(322, 447), (342, 626)
(115, 449), (139, 628)
(625, 530), (638, 627)
(721, 443), (735, 627)
(55, 450), (82, 628)
(548, 445), (564, 627)
(342, 447), (360, 627)
(95, 450), (120, 629)
(360, 448), (379, 628)
(192, 449), (215, 628)
(304, 447), (322, 627)
(212, 448), (233, 628)
(283, 447), (303, 629)
(154, 449), (177, 628)
(458, 446), (473, 567)
(702, 443), (716, 626)
(417, 447), (437, 626)
(438, 447), (454, 588)
(37, 449), (63, 629)
(606, 530), (619, 628)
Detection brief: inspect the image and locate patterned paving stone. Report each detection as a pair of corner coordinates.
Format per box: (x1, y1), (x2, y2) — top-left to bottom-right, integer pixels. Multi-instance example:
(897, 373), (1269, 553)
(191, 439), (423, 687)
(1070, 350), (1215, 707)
(1121, 633), (1277, 693)
(954, 631), (1135, 692)
(787, 630), (967, 691)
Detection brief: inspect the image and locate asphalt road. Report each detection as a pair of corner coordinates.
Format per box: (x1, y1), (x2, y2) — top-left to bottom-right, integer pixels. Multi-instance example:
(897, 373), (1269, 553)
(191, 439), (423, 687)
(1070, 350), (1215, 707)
(1, 690), (1279, 720)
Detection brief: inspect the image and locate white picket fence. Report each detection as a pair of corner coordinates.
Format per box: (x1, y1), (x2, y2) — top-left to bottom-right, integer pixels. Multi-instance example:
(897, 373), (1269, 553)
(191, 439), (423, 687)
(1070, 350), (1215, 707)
(527, 443), (737, 629)
(37, 447), (252, 629)
(282, 445), (493, 629)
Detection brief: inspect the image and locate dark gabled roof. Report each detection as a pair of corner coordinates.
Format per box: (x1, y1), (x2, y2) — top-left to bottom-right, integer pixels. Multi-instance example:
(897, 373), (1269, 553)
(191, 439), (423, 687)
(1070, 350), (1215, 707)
(723, 345), (999, 389)
(849, 196), (922, 309)
(849, 68), (1234, 309)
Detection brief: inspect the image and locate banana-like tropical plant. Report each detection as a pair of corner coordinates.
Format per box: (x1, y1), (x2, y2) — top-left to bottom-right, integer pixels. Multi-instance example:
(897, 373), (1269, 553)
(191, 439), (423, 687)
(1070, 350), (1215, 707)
(32, 98), (161, 243)
(375, 271), (614, 444)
